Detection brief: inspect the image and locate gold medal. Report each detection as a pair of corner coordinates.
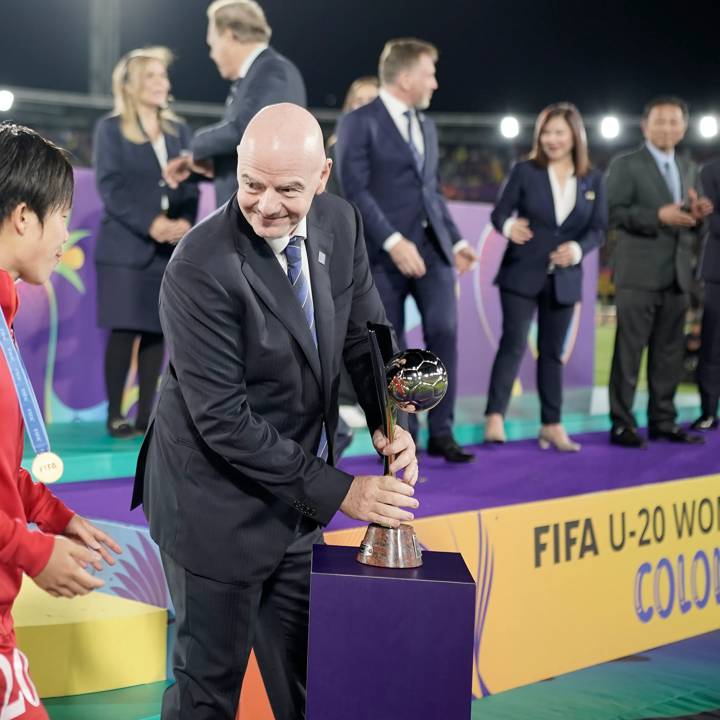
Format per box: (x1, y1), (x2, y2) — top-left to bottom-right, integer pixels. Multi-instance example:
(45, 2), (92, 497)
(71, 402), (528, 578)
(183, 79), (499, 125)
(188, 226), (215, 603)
(31, 452), (64, 484)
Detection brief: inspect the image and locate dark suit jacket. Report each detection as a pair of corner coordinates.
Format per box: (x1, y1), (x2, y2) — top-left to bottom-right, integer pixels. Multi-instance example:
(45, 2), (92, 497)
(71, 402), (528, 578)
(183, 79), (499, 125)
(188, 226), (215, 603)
(699, 158), (720, 283)
(335, 96), (462, 271)
(93, 115), (198, 269)
(191, 47), (307, 206)
(131, 193), (390, 584)
(490, 160), (606, 304)
(606, 145), (703, 292)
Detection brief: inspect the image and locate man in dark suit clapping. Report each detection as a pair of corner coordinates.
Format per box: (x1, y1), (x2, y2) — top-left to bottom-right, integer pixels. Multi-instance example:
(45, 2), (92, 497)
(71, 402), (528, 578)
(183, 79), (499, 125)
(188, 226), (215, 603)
(164, 0), (306, 205)
(336, 38), (478, 463)
(606, 97), (713, 447)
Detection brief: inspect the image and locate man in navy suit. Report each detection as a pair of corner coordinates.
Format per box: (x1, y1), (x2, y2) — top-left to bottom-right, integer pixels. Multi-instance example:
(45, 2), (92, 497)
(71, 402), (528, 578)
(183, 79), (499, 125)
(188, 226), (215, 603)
(164, 0), (306, 205)
(133, 104), (418, 720)
(336, 38), (477, 463)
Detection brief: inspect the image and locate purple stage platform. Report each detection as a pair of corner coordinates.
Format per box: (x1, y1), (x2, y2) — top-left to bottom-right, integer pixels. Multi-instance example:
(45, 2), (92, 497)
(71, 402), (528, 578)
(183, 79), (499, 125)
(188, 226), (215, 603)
(53, 428), (720, 530)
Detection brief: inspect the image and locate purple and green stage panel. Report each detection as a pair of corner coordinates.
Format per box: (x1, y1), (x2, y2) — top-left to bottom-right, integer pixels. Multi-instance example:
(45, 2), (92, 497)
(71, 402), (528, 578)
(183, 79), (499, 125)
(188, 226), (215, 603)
(49, 429), (720, 534)
(21, 385), (703, 485)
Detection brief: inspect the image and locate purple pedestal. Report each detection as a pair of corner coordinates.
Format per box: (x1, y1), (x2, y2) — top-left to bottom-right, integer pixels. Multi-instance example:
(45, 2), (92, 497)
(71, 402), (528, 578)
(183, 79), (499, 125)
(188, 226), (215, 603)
(306, 544), (475, 720)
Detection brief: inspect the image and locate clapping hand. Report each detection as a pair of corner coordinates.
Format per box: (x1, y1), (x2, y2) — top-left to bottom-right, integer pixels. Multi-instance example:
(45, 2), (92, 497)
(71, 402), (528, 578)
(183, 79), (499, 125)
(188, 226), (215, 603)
(549, 242), (576, 268)
(508, 218), (533, 244)
(658, 203), (696, 227)
(454, 246), (478, 275)
(688, 188), (713, 221)
(149, 216), (191, 244)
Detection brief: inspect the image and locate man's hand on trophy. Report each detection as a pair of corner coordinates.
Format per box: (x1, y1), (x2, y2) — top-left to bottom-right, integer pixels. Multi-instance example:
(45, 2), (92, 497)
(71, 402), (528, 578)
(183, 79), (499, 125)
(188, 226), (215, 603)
(372, 427), (419, 485)
(340, 475), (419, 528)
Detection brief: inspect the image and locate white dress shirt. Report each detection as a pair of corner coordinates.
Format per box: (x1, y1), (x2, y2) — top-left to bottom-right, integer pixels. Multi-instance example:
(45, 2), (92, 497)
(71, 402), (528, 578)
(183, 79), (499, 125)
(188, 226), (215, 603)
(150, 134), (169, 211)
(264, 216), (314, 299)
(379, 88), (425, 156)
(236, 43), (269, 80)
(377, 88), (468, 257)
(502, 166), (582, 267)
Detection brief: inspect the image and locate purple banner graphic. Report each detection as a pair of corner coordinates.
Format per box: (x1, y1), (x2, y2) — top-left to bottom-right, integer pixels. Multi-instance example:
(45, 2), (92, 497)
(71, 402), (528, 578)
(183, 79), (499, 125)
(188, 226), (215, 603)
(13, 171), (595, 423)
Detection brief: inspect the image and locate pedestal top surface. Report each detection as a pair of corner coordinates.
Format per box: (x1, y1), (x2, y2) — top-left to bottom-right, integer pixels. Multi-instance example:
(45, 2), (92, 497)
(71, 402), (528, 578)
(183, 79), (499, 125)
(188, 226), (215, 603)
(311, 544), (474, 584)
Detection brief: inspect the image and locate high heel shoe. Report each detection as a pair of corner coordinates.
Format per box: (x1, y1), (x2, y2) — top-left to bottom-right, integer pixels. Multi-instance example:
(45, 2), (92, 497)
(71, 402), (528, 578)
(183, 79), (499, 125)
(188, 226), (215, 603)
(484, 431), (506, 444)
(538, 427), (580, 452)
(484, 414), (506, 444)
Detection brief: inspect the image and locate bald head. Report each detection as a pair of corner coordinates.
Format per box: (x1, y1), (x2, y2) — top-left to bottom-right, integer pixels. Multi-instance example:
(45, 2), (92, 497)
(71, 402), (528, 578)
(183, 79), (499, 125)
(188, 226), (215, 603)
(235, 103), (332, 240)
(239, 103), (326, 174)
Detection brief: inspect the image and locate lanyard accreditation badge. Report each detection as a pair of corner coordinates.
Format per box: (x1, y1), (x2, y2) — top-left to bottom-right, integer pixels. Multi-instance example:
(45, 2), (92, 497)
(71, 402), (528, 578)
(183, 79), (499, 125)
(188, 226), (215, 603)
(0, 310), (63, 483)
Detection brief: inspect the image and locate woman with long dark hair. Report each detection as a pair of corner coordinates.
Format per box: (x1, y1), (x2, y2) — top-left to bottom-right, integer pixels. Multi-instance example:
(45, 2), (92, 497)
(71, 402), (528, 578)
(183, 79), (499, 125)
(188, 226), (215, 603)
(484, 103), (607, 451)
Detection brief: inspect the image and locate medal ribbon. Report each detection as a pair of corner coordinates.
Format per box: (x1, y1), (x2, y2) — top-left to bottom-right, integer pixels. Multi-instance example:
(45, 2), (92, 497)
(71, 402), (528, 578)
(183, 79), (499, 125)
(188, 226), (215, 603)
(0, 311), (52, 455)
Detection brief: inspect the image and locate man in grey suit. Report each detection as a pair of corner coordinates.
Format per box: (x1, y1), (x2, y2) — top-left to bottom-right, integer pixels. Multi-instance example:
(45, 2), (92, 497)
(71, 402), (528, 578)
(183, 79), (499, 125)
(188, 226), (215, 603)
(607, 97), (713, 447)
(133, 104), (418, 720)
(164, 0), (306, 205)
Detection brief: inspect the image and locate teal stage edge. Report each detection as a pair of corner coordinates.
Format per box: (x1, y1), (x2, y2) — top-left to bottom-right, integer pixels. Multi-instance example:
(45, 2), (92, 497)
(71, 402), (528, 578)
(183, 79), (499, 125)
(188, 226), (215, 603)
(25, 388), (702, 484)
(45, 631), (720, 720)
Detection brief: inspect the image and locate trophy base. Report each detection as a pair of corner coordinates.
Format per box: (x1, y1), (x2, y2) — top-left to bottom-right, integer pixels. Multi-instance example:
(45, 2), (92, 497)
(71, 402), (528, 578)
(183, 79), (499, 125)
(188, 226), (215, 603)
(356, 523), (423, 568)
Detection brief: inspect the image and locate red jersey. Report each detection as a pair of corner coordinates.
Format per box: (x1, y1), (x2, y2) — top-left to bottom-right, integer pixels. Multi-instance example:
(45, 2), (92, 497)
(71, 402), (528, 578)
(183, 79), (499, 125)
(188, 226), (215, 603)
(0, 270), (74, 653)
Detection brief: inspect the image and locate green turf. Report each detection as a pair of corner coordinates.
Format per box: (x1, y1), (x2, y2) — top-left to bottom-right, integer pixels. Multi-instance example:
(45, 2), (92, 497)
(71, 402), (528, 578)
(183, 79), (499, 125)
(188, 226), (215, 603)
(44, 633), (720, 720)
(45, 681), (169, 720)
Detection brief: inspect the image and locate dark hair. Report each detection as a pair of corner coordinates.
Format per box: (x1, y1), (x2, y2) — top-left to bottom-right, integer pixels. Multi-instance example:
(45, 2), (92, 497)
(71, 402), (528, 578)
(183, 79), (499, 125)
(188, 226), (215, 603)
(643, 96), (689, 120)
(0, 123), (74, 225)
(530, 102), (590, 177)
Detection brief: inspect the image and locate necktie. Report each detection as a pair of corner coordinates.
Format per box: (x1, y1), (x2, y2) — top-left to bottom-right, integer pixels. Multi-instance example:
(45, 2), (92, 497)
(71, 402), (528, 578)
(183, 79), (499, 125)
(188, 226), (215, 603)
(284, 237), (328, 461)
(226, 79), (241, 106)
(403, 110), (424, 173)
(663, 160), (681, 203)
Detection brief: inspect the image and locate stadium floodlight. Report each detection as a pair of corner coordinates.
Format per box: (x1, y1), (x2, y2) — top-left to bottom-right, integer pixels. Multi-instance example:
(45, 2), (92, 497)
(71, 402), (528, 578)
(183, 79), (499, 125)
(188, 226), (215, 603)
(699, 115), (718, 139)
(600, 115), (620, 140)
(0, 90), (14, 112)
(500, 116), (520, 139)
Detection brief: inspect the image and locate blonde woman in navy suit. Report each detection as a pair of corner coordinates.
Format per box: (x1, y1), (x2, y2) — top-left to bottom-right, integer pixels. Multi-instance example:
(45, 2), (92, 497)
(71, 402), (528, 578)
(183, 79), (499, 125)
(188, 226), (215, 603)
(94, 47), (198, 437)
(485, 103), (607, 451)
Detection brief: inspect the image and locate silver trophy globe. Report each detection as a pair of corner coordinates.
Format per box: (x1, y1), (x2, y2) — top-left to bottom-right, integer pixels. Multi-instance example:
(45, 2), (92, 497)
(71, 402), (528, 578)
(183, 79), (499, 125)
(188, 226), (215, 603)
(357, 337), (448, 569)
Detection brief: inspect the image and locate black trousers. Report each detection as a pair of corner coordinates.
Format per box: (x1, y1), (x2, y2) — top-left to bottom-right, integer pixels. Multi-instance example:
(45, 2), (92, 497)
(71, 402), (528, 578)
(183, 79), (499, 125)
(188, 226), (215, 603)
(609, 286), (687, 430)
(486, 276), (575, 424)
(161, 522), (322, 720)
(698, 281), (720, 418)
(104, 329), (164, 428)
(373, 233), (458, 439)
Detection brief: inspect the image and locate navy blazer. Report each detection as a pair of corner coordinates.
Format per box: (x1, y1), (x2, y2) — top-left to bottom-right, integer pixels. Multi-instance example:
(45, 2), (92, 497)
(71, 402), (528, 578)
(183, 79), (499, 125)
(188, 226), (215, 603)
(191, 47), (307, 206)
(335, 96), (462, 270)
(699, 158), (720, 284)
(94, 115), (198, 270)
(131, 194), (391, 583)
(491, 160), (607, 304)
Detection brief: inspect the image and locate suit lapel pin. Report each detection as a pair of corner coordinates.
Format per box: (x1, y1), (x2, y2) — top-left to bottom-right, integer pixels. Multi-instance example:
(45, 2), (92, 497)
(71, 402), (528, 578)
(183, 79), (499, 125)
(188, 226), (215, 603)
(584, 190), (596, 200)
(318, 251), (326, 266)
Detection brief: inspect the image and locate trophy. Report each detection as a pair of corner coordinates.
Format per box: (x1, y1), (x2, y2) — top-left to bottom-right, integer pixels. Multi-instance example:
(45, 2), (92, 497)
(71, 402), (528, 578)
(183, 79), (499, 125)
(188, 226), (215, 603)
(356, 324), (448, 569)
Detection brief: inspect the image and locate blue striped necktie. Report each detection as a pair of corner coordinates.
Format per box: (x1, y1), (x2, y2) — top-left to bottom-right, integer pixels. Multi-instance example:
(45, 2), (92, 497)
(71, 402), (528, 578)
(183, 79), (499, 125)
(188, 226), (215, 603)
(284, 236), (328, 461)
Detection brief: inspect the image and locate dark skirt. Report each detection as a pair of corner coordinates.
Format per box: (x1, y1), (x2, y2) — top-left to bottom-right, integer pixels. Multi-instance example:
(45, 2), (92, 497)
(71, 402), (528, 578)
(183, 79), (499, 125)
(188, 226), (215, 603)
(96, 254), (169, 334)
